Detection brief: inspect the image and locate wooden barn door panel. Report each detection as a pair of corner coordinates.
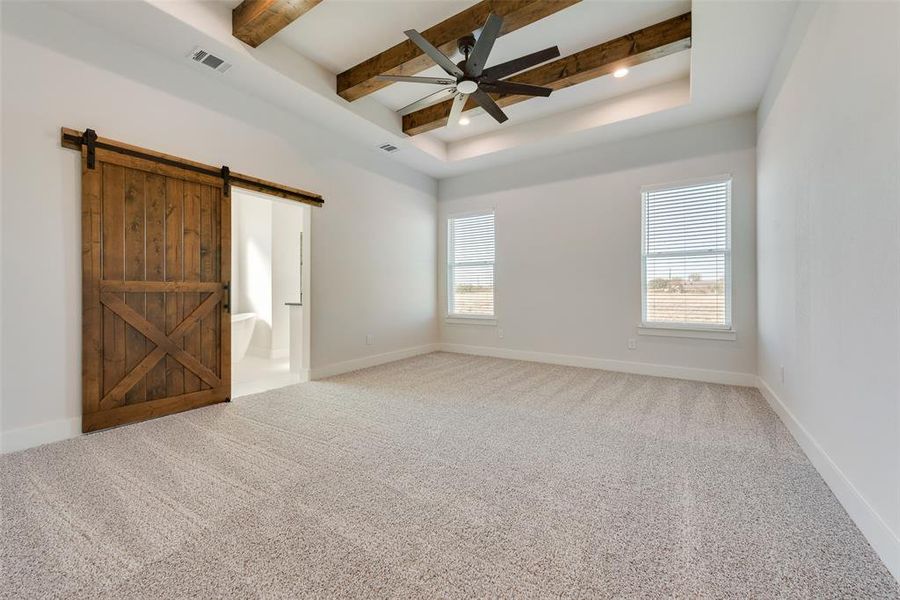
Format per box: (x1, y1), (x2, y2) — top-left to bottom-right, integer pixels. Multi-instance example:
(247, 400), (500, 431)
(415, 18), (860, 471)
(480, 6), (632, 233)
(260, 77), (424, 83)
(82, 147), (231, 432)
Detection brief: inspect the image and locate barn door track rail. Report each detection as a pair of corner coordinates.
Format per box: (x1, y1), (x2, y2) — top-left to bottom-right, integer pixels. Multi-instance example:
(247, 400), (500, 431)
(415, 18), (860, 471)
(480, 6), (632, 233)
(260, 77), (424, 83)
(61, 127), (323, 207)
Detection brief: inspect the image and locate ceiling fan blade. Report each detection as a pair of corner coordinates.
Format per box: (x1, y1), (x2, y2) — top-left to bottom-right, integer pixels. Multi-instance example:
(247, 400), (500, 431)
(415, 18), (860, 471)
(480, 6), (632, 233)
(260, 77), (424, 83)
(404, 29), (464, 78)
(398, 88), (457, 116)
(479, 81), (553, 97)
(376, 75), (457, 86)
(465, 13), (503, 77)
(481, 46), (560, 81)
(471, 88), (508, 124)
(447, 92), (468, 126)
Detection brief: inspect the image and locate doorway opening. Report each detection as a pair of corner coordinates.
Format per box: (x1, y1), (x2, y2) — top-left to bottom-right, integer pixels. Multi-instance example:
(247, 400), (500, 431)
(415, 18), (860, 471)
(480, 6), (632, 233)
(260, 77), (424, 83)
(231, 187), (311, 397)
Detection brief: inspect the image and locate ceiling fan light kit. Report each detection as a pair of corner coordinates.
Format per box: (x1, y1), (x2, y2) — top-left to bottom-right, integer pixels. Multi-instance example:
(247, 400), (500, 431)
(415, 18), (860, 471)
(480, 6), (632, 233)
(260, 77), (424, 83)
(377, 13), (561, 128)
(456, 80), (478, 94)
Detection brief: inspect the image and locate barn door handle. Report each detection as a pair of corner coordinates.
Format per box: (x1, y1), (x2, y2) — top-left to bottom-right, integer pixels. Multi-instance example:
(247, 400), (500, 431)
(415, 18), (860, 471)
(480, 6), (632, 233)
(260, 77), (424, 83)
(223, 282), (231, 313)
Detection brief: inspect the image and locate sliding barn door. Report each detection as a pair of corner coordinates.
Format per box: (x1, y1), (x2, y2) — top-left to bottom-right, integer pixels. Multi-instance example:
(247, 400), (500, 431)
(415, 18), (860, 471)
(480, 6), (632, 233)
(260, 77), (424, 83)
(81, 147), (230, 432)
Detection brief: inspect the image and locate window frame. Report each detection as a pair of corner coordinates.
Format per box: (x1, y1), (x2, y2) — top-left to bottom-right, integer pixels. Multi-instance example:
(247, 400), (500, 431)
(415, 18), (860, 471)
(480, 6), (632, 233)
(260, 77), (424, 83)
(640, 174), (734, 337)
(446, 209), (496, 323)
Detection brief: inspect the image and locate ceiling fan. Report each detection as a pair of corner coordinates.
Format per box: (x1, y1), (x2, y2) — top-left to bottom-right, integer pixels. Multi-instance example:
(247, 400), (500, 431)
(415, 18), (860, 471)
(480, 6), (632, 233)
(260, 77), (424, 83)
(376, 13), (560, 126)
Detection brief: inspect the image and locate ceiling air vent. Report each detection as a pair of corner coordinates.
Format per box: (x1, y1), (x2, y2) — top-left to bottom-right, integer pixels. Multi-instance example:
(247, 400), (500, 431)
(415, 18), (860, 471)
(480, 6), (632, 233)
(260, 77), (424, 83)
(188, 47), (232, 73)
(377, 142), (399, 154)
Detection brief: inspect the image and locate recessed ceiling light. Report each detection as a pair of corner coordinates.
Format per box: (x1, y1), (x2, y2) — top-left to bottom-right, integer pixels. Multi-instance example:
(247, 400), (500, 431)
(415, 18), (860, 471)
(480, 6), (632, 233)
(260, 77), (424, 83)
(458, 116), (471, 126)
(613, 67), (629, 78)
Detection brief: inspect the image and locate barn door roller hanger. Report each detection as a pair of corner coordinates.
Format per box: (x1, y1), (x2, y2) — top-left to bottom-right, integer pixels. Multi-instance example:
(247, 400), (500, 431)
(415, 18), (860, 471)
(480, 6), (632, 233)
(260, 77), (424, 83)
(61, 127), (323, 207)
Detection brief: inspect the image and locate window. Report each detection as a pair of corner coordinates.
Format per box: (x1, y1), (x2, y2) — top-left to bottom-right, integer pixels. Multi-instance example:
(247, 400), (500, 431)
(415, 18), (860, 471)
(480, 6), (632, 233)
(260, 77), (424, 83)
(447, 211), (495, 319)
(641, 176), (732, 331)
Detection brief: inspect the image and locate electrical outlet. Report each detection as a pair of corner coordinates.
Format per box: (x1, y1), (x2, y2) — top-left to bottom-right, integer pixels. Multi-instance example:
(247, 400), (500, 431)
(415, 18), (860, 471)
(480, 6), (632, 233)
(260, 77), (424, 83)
(498, 327), (504, 339)
(627, 338), (636, 350)
(366, 334), (375, 346)
(780, 365), (785, 383)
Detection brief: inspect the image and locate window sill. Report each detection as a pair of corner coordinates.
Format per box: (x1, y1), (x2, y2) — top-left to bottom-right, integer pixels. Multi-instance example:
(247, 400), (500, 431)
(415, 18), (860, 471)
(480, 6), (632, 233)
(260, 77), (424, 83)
(445, 316), (497, 326)
(638, 325), (736, 340)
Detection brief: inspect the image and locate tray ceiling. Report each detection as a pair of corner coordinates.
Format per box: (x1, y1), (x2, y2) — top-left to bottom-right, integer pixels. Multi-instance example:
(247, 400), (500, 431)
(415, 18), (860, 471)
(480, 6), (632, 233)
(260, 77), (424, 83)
(276, 0), (692, 142)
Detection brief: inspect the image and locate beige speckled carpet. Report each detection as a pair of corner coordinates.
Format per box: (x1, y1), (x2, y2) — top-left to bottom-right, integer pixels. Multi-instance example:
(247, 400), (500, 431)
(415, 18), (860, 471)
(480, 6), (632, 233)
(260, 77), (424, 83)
(2, 352), (898, 598)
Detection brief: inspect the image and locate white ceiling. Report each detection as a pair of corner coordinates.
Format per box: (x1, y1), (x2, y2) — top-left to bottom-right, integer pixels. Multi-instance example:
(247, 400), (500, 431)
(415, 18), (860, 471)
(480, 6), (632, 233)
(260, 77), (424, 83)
(432, 52), (690, 143)
(277, 0), (693, 143)
(44, 0), (798, 178)
(277, 0), (480, 73)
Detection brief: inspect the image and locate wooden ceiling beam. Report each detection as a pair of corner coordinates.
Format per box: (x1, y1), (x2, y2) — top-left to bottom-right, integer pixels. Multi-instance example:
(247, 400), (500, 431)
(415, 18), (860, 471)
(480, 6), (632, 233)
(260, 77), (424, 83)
(402, 12), (692, 136)
(233, 0), (324, 48)
(336, 0), (582, 102)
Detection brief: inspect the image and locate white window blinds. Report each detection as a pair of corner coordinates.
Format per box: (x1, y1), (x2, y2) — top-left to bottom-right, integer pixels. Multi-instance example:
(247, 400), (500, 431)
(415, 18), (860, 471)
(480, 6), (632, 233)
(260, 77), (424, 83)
(448, 211), (495, 317)
(642, 177), (732, 329)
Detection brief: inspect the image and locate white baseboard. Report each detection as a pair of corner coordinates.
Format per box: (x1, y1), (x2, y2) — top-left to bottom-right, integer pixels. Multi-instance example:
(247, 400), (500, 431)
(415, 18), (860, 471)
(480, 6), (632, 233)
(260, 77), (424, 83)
(310, 344), (440, 380)
(2, 348), (895, 584)
(438, 343), (757, 387)
(1, 417), (81, 454)
(757, 377), (900, 582)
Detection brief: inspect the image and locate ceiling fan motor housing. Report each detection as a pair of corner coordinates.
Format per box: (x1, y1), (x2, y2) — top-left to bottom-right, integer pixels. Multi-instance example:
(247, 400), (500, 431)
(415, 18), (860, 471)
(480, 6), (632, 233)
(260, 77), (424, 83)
(457, 34), (477, 57)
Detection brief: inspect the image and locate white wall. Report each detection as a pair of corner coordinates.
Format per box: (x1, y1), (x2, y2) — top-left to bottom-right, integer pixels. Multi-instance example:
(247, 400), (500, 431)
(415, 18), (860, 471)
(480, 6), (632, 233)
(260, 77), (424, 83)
(0, 3), (437, 451)
(234, 191), (274, 354)
(756, 2), (900, 580)
(438, 114), (758, 383)
(270, 199), (304, 354)
(231, 189), (304, 358)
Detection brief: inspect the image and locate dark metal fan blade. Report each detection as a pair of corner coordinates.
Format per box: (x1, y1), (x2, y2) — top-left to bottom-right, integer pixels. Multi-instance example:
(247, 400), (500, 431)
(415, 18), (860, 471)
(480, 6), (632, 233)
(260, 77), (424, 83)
(376, 75), (457, 85)
(447, 92), (468, 126)
(471, 89), (508, 124)
(465, 13), (503, 77)
(481, 46), (560, 81)
(404, 29), (464, 77)
(479, 81), (553, 97)
(399, 88), (457, 116)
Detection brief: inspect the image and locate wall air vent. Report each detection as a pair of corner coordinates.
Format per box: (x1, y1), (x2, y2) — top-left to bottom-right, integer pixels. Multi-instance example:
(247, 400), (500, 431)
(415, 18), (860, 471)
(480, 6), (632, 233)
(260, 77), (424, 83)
(188, 47), (232, 73)
(377, 143), (399, 154)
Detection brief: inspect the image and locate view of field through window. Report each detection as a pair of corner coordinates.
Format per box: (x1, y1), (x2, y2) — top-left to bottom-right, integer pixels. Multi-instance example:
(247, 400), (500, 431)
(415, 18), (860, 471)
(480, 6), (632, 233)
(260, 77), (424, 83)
(645, 255), (726, 324)
(643, 179), (730, 327)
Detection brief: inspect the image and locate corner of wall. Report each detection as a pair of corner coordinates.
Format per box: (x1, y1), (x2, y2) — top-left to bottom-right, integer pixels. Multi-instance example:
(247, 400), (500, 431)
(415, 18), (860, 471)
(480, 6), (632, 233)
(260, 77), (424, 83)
(756, 2), (817, 134)
(756, 376), (900, 581)
(310, 344), (440, 380)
